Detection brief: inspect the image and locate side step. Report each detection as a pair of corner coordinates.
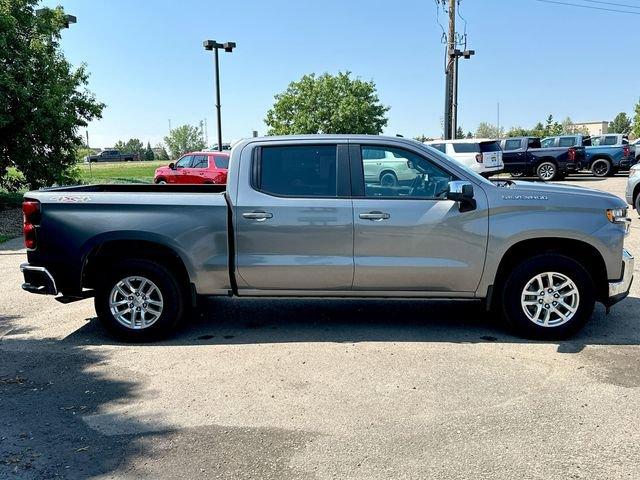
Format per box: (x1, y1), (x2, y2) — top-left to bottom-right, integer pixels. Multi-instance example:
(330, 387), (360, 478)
(55, 290), (95, 304)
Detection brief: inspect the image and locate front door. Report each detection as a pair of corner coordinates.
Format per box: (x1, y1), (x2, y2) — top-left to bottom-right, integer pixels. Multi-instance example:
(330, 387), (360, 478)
(501, 138), (527, 173)
(234, 143), (354, 291)
(350, 143), (488, 293)
(171, 155), (193, 183)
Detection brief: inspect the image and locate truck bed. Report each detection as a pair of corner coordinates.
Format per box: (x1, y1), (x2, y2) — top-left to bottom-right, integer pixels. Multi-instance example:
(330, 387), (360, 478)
(38, 184), (227, 194)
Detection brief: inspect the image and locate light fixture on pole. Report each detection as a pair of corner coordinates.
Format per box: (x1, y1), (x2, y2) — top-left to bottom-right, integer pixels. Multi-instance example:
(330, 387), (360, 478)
(203, 40), (236, 152)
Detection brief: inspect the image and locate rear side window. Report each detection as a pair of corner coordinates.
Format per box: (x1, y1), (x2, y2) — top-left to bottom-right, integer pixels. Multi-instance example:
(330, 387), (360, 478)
(191, 155), (208, 168)
(503, 139), (521, 151)
(558, 137), (576, 147)
(212, 155), (229, 169)
(603, 136), (618, 146)
(540, 138), (554, 148)
(257, 145), (337, 197)
(479, 141), (501, 152)
(429, 143), (446, 153)
(451, 143), (479, 153)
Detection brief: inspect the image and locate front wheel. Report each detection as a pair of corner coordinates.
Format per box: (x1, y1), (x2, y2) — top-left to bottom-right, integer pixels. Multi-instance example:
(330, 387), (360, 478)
(501, 254), (595, 339)
(591, 159), (611, 177)
(510, 171), (525, 178)
(635, 193), (640, 215)
(536, 162), (557, 181)
(379, 171), (398, 187)
(95, 259), (186, 341)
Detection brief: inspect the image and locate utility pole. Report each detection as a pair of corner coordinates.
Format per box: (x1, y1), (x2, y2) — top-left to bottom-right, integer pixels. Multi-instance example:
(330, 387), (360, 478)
(442, 0), (474, 140)
(497, 102), (500, 139)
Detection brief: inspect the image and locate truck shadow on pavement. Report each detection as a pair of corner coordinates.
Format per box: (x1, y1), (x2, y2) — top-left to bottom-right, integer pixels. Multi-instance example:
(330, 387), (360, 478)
(65, 295), (640, 354)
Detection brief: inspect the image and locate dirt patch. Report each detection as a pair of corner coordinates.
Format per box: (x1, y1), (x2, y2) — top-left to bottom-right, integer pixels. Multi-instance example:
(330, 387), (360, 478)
(0, 207), (22, 239)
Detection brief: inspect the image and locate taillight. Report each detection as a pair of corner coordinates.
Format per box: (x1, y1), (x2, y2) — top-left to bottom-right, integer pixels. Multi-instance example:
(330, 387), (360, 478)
(22, 200), (40, 250)
(568, 147), (576, 162)
(623, 145), (630, 158)
(475, 153), (483, 163)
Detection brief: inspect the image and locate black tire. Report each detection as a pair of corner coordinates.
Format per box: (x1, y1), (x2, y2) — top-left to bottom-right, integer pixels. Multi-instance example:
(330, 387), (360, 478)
(94, 259), (186, 341)
(501, 254), (595, 340)
(635, 192), (640, 215)
(510, 171), (525, 178)
(536, 161), (557, 181)
(591, 158), (611, 177)
(555, 172), (567, 181)
(379, 171), (398, 187)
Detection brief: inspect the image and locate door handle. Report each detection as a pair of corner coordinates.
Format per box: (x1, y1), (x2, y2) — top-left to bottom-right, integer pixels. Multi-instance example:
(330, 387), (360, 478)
(242, 211), (273, 221)
(359, 211), (390, 221)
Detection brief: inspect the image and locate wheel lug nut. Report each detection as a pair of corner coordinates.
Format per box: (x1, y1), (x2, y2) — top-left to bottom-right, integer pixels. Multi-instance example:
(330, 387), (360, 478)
(143, 303), (147, 308)
(136, 307), (141, 311)
(128, 296), (133, 300)
(545, 304), (550, 309)
(553, 301), (558, 306)
(547, 289), (553, 293)
(129, 303), (134, 308)
(538, 299), (543, 304)
(135, 292), (140, 296)
(554, 294), (559, 298)
(540, 291), (545, 296)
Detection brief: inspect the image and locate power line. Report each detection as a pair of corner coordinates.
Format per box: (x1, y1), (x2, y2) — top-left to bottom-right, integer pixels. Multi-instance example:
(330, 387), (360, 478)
(581, 0), (640, 9)
(532, 0), (640, 14)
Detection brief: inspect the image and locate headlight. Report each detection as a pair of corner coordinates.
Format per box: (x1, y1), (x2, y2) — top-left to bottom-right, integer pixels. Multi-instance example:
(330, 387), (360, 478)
(607, 208), (631, 234)
(630, 166), (640, 178)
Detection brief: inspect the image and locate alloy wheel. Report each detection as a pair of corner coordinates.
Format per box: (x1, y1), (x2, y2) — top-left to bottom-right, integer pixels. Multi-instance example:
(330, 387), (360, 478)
(520, 272), (580, 327)
(109, 276), (164, 330)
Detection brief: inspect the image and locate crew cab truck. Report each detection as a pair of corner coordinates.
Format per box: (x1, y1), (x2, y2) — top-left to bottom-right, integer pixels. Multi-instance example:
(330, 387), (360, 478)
(20, 135), (634, 341)
(85, 149), (139, 163)
(499, 137), (584, 181)
(542, 134), (634, 177)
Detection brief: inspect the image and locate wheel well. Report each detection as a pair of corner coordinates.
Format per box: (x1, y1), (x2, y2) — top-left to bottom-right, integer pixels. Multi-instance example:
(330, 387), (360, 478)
(591, 155), (612, 163)
(535, 157), (557, 168)
(493, 238), (609, 303)
(82, 240), (191, 295)
(379, 169), (397, 179)
(155, 177), (166, 183)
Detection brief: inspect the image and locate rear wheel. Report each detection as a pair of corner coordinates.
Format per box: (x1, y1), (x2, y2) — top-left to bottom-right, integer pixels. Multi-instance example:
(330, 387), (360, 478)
(95, 259), (186, 341)
(501, 254), (595, 339)
(591, 159), (611, 177)
(536, 162), (557, 181)
(155, 179), (167, 185)
(635, 192), (640, 214)
(510, 171), (525, 178)
(380, 171), (398, 187)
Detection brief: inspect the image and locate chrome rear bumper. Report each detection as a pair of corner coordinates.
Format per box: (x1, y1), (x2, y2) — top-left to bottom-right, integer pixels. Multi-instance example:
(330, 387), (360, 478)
(20, 263), (58, 295)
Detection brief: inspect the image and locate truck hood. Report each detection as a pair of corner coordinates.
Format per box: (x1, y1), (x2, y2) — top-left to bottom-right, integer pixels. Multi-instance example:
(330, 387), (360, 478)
(498, 180), (626, 207)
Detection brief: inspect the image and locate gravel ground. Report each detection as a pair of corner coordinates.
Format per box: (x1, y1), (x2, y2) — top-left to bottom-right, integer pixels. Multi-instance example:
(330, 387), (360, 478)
(0, 173), (639, 479)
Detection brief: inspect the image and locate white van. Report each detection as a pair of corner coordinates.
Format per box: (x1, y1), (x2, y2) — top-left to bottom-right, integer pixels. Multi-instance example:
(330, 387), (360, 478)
(425, 138), (504, 177)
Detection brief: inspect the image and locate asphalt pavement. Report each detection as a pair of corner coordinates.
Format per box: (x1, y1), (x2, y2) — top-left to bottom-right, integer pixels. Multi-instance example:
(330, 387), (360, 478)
(1, 173), (639, 479)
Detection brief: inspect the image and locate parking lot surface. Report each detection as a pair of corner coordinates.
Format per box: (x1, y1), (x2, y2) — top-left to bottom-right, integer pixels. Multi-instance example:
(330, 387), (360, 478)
(1, 174), (639, 479)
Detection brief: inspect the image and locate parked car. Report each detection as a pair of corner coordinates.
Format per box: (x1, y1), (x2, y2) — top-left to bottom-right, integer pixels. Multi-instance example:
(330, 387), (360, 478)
(499, 137), (584, 181)
(20, 135), (633, 342)
(85, 149), (139, 163)
(630, 138), (640, 162)
(543, 134), (634, 177)
(363, 146), (417, 186)
(626, 163), (640, 213)
(154, 152), (229, 185)
(425, 139), (503, 177)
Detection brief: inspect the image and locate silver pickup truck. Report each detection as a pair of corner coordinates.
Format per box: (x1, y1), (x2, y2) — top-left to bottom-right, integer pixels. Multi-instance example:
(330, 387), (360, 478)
(20, 135), (634, 341)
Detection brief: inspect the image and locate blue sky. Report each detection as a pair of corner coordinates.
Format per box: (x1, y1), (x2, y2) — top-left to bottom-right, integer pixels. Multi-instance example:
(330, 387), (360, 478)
(43, 0), (639, 148)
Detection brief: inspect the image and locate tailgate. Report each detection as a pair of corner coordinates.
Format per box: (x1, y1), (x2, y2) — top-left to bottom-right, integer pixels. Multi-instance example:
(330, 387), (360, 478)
(479, 141), (502, 167)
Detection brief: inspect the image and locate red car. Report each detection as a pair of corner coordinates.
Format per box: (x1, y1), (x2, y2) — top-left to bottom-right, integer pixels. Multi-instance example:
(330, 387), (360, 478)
(154, 151), (229, 184)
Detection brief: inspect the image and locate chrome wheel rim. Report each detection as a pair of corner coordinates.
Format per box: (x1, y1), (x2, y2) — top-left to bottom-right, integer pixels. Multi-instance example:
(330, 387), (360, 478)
(380, 173), (397, 187)
(109, 276), (163, 330)
(521, 272), (580, 327)
(538, 164), (555, 180)
(592, 160), (609, 177)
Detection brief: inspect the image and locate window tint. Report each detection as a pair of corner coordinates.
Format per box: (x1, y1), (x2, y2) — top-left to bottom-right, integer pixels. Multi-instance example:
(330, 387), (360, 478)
(504, 139), (521, 151)
(191, 155), (208, 168)
(528, 138), (541, 148)
(558, 137), (576, 147)
(603, 136), (618, 146)
(479, 141), (501, 152)
(540, 138), (554, 148)
(176, 155), (193, 168)
(361, 146), (454, 199)
(258, 145), (337, 197)
(429, 143), (446, 153)
(213, 155), (229, 169)
(451, 143), (479, 153)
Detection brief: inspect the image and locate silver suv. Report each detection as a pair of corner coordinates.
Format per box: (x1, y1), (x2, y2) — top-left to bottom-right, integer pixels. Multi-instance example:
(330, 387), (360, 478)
(626, 163), (640, 214)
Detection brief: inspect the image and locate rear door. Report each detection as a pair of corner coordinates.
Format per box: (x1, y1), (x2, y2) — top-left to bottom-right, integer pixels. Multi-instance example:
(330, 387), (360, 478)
(501, 138), (526, 172)
(234, 142), (354, 291)
(350, 142), (488, 293)
(189, 154), (209, 183)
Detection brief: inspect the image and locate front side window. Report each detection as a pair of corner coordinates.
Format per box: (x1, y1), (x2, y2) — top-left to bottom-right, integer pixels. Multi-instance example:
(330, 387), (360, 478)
(360, 146), (454, 199)
(175, 155), (193, 168)
(257, 145), (337, 197)
(558, 137), (576, 147)
(191, 155), (208, 168)
(504, 139), (522, 151)
(540, 138), (555, 148)
(528, 138), (541, 148)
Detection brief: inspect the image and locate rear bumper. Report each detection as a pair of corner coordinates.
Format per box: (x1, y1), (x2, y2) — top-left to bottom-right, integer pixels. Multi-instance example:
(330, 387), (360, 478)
(20, 263), (58, 295)
(607, 249), (634, 306)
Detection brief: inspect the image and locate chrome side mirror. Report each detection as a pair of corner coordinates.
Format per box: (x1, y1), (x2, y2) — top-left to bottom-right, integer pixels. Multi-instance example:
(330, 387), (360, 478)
(446, 181), (474, 202)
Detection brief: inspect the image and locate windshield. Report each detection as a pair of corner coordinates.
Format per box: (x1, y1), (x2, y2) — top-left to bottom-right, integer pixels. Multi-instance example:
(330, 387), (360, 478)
(421, 144), (494, 186)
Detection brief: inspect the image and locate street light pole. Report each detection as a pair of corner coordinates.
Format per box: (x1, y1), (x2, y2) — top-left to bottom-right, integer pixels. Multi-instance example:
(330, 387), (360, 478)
(203, 40), (236, 152)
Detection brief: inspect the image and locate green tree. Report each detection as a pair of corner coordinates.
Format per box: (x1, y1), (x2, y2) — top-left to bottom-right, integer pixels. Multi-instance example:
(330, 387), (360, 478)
(413, 134), (433, 143)
(608, 112), (632, 135)
(143, 142), (154, 161)
(125, 138), (144, 158)
(633, 99), (640, 139)
(475, 122), (502, 138)
(163, 123), (206, 159)
(265, 72), (389, 135)
(466, 131), (473, 139)
(506, 126), (530, 137)
(456, 126), (464, 139)
(0, 1), (105, 190)
(543, 115), (562, 137)
(155, 144), (169, 161)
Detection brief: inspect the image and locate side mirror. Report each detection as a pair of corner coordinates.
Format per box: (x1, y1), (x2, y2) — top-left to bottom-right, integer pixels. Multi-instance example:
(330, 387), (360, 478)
(168, 162), (175, 170)
(446, 181), (474, 202)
